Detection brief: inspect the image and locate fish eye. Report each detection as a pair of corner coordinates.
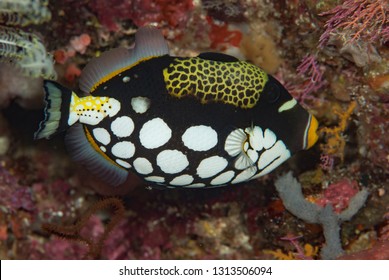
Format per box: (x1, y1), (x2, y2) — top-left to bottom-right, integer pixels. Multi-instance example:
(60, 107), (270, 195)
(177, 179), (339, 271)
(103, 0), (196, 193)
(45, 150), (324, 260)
(262, 82), (280, 103)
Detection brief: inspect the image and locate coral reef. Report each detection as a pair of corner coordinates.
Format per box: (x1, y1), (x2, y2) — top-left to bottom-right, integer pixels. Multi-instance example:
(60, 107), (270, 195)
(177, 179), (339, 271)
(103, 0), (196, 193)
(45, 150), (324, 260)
(0, 1), (56, 109)
(0, 0), (51, 26)
(319, 0), (389, 47)
(0, 0), (388, 260)
(0, 27), (56, 79)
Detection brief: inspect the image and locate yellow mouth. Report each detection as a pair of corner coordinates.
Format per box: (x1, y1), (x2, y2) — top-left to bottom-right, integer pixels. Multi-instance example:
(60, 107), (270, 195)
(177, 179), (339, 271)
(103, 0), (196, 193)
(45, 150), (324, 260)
(306, 115), (319, 149)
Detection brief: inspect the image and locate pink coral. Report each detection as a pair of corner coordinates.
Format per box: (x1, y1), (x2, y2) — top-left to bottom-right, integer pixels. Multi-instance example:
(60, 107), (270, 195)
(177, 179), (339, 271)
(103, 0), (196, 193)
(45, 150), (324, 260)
(0, 165), (35, 213)
(315, 179), (360, 213)
(291, 54), (326, 105)
(70, 34), (91, 55)
(54, 34), (92, 65)
(319, 0), (389, 47)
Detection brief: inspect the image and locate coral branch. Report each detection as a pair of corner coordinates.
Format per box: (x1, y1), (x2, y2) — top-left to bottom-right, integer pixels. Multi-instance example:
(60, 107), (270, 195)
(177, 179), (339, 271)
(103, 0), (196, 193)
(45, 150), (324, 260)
(42, 197), (125, 259)
(320, 101), (357, 161)
(274, 172), (368, 259)
(295, 54), (326, 101)
(319, 0), (389, 47)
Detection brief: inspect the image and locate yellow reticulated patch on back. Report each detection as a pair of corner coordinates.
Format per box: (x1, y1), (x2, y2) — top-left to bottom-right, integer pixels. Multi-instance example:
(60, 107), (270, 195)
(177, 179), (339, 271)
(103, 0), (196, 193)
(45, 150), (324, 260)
(69, 94), (120, 126)
(162, 57), (268, 109)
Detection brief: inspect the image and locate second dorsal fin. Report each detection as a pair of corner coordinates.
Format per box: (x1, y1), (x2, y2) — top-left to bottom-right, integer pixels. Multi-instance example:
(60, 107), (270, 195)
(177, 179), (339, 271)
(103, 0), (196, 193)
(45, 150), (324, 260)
(79, 26), (170, 94)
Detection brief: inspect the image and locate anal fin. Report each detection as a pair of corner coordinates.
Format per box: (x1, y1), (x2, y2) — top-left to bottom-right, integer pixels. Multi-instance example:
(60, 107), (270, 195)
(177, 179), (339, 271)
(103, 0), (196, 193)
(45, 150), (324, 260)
(65, 124), (128, 186)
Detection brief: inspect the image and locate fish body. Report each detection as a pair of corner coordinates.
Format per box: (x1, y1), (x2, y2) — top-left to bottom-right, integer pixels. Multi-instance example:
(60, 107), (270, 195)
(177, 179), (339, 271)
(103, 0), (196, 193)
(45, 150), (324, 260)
(35, 27), (318, 188)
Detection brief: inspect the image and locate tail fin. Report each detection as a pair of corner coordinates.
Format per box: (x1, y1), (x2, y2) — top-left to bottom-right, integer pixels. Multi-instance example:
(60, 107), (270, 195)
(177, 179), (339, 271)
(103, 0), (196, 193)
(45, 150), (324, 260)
(34, 80), (74, 139)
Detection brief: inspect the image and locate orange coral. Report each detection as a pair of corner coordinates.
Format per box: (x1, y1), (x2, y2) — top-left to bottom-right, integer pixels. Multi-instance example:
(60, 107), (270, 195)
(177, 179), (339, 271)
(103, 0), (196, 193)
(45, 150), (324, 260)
(263, 243), (319, 260)
(319, 101), (357, 161)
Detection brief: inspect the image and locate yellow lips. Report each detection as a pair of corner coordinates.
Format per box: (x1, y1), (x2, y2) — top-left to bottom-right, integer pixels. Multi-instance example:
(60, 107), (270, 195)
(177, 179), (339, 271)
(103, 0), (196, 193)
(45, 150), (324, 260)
(306, 115), (319, 149)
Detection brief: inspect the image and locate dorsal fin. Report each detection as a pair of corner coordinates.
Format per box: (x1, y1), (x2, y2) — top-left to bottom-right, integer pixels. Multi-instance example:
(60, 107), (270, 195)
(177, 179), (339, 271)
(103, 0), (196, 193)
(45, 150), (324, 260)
(198, 52), (239, 62)
(133, 26), (170, 59)
(79, 26), (169, 93)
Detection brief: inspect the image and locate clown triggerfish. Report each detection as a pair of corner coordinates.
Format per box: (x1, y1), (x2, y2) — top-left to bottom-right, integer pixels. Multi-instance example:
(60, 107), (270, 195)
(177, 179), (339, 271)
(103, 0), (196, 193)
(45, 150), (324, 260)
(35, 26), (318, 188)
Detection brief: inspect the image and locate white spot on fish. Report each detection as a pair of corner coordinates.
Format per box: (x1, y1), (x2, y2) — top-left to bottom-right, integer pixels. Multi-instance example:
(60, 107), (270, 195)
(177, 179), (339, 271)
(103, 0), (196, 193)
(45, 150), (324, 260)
(116, 159), (131, 168)
(104, 98), (121, 117)
(169, 174), (194, 186)
(278, 99), (297, 113)
(245, 126), (264, 151)
(133, 157), (153, 175)
(111, 141), (135, 159)
(182, 125), (218, 151)
(93, 127), (111, 145)
(263, 129), (277, 149)
(256, 141), (291, 176)
(247, 149), (258, 163)
(131, 96), (150, 114)
(156, 149), (189, 174)
(123, 76), (130, 83)
(111, 116), (134, 138)
(145, 176), (165, 183)
(196, 156), (228, 179)
(231, 166), (257, 184)
(234, 153), (253, 170)
(139, 118), (172, 149)
(210, 170), (235, 186)
(185, 183), (206, 188)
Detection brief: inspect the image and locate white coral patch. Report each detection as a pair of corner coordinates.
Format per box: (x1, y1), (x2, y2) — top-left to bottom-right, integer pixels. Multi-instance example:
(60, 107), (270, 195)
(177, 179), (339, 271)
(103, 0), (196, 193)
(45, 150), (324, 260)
(139, 118), (172, 149)
(182, 125), (218, 151)
(156, 149), (189, 174)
